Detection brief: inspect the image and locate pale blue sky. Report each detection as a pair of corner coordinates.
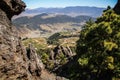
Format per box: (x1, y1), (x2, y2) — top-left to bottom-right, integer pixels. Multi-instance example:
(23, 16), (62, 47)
(23, 0), (117, 9)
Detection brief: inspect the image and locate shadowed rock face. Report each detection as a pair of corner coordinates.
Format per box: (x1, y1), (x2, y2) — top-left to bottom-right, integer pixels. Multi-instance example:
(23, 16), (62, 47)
(113, 0), (120, 14)
(0, 0), (44, 80)
(0, 0), (26, 20)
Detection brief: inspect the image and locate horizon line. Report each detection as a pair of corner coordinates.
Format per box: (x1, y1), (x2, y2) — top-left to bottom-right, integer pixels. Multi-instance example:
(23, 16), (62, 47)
(26, 5), (109, 9)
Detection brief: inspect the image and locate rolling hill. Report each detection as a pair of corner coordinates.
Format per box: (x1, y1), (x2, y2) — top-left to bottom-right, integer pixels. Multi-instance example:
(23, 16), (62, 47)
(13, 13), (95, 38)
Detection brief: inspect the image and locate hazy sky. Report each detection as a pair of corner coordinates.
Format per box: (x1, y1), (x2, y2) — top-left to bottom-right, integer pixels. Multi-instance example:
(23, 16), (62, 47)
(23, 0), (117, 9)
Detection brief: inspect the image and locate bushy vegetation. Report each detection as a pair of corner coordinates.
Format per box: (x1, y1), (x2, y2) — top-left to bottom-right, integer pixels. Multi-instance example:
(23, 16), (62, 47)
(38, 48), (55, 70)
(48, 31), (79, 45)
(37, 47), (69, 71)
(22, 37), (74, 71)
(47, 32), (61, 45)
(22, 38), (55, 70)
(22, 38), (47, 50)
(74, 9), (120, 80)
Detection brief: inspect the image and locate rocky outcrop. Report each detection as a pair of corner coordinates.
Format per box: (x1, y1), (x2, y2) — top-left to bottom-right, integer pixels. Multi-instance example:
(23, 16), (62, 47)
(0, 0), (44, 80)
(52, 45), (75, 60)
(113, 0), (120, 14)
(0, 0), (26, 20)
(45, 45), (75, 72)
(0, 0), (70, 80)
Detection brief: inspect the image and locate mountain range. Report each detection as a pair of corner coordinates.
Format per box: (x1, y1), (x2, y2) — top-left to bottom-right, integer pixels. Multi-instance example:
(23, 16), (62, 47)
(13, 6), (105, 38)
(17, 6), (105, 18)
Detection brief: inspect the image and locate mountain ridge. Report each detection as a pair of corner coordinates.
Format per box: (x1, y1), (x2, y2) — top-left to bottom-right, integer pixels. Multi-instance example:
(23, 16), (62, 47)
(16, 6), (105, 18)
(13, 13), (95, 38)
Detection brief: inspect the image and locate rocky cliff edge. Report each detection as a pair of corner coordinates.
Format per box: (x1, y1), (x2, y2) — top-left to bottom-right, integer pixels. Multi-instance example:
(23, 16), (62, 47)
(0, 0), (44, 80)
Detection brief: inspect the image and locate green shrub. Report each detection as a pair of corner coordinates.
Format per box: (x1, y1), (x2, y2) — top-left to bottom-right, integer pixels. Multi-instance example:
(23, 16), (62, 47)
(75, 9), (120, 80)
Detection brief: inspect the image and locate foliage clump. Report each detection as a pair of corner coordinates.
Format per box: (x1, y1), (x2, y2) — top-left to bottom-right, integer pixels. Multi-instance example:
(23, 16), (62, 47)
(75, 9), (120, 80)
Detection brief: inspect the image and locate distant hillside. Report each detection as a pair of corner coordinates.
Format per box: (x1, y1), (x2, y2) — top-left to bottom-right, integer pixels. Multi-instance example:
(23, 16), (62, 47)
(20, 6), (105, 18)
(48, 31), (79, 45)
(13, 6), (104, 38)
(13, 13), (95, 38)
(13, 13), (95, 29)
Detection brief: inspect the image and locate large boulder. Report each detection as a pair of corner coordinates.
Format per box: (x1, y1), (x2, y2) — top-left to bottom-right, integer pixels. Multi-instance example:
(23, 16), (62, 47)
(0, 0), (26, 20)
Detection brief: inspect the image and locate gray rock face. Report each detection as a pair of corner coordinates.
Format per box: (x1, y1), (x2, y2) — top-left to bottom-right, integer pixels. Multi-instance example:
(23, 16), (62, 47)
(0, 0), (26, 20)
(47, 45), (75, 72)
(0, 0), (43, 80)
(52, 45), (75, 60)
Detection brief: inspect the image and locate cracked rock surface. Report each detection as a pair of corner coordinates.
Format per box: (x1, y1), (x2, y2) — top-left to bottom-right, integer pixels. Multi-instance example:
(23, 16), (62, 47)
(0, 0), (43, 80)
